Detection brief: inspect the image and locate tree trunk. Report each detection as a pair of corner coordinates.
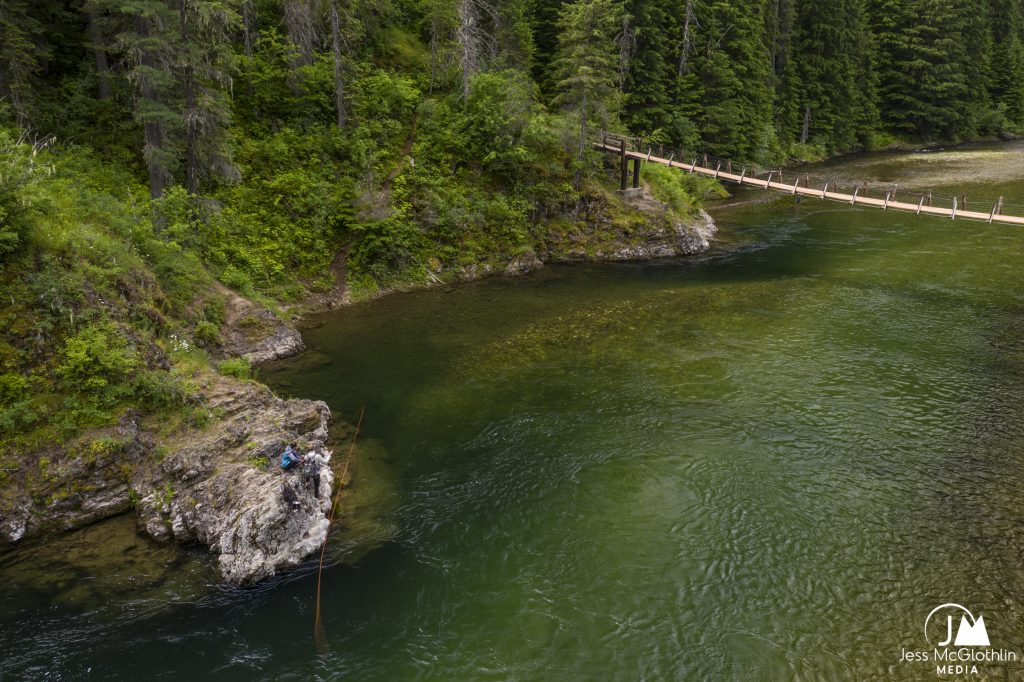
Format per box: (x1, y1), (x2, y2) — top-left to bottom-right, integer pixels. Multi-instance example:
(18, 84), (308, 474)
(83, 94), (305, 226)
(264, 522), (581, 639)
(284, 0), (318, 95)
(575, 91), (588, 190)
(800, 104), (811, 144)
(134, 15), (169, 200)
(428, 16), (439, 94)
(677, 0), (696, 78)
(329, 0), (346, 128)
(457, 0), (479, 98)
(87, 7), (112, 100)
(241, 0), (256, 59)
(179, 0), (199, 194)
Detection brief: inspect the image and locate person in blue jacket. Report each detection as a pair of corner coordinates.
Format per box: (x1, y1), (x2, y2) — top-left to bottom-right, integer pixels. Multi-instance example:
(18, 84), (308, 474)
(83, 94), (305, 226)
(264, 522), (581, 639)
(280, 443), (301, 470)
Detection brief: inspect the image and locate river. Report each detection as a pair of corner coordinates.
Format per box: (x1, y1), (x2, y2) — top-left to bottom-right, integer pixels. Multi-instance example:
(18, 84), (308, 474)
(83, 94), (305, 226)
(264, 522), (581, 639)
(4, 143), (1024, 679)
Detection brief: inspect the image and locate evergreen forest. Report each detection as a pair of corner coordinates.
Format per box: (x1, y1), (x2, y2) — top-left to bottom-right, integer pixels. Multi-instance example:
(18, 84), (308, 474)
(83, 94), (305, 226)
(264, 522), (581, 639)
(1, 0), (1022, 449)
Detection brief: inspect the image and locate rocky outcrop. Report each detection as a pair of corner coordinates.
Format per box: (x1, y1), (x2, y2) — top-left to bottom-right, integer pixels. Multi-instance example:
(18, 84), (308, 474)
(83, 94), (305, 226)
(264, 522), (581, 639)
(541, 187), (717, 263)
(133, 377), (334, 584)
(0, 417), (153, 544)
(0, 374), (339, 585)
(220, 289), (305, 364)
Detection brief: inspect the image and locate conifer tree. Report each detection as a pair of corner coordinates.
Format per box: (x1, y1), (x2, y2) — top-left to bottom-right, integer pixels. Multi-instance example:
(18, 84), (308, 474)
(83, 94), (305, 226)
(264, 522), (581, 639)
(0, 1), (50, 126)
(696, 0), (777, 161)
(551, 0), (624, 188)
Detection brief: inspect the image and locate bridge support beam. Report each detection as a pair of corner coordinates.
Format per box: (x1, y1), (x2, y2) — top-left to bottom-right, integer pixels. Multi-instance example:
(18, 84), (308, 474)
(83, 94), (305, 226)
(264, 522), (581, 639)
(619, 139), (628, 192)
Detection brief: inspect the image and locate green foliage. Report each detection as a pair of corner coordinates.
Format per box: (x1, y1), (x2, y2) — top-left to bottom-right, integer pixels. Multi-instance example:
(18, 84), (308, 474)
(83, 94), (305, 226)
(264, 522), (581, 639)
(551, 0), (624, 184)
(193, 321), (221, 348)
(57, 321), (139, 397)
(0, 131), (53, 260)
(217, 357), (252, 380)
(642, 164), (727, 216)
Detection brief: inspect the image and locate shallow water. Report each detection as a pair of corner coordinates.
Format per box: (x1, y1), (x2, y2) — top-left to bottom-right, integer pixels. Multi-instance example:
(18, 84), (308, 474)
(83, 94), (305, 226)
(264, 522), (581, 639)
(5, 142), (1024, 679)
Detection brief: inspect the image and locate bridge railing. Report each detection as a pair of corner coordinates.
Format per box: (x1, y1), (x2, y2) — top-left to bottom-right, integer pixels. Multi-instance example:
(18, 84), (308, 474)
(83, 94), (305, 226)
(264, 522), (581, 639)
(595, 131), (1024, 220)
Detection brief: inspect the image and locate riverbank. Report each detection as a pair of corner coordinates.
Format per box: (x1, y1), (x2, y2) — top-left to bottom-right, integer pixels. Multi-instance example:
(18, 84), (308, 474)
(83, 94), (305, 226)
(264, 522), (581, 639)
(0, 168), (720, 585)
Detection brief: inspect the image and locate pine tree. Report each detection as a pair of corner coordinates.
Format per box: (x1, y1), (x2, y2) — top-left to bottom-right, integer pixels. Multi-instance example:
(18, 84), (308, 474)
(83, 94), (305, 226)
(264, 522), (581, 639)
(176, 0), (239, 194)
(695, 0), (777, 161)
(870, 0), (970, 140)
(551, 0), (624, 187)
(104, 0), (179, 198)
(621, 0), (678, 140)
(789, 0), (876, 152)
(0, 0), (50, 126)
(989, 0), (1024, 127)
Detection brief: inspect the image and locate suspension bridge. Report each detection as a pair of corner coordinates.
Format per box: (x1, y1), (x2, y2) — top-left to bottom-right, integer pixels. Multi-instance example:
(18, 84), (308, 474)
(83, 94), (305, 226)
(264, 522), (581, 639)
(596, 134), (1024, 226)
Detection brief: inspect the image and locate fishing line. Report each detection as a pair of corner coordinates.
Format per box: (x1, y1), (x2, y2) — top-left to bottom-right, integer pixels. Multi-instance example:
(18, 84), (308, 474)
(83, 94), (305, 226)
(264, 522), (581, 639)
(314, 406), (365, 655)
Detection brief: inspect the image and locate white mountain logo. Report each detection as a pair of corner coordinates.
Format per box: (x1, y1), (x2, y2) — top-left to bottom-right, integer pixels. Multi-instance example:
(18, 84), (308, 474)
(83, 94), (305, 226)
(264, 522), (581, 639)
(925, 603), (991, 647)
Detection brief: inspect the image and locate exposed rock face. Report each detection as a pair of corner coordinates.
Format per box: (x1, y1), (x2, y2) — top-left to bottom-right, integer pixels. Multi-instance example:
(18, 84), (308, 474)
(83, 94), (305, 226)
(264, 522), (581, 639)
(504, 250), (545, 275)
(133, 378), (334, 584)
(0, 416), (152, 545)
(1, 375), (337, 586)
(220, 289), (305, 364)
(541, 188), (717, 263)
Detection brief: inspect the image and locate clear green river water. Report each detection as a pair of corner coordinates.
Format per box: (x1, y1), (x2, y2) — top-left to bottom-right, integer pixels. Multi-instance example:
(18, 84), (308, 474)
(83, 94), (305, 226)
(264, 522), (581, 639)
(4, 144), (1024, 680)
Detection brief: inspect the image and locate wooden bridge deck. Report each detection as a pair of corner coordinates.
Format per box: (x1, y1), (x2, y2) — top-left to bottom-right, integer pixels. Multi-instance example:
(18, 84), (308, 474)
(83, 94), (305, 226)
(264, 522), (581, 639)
(595, 142), (1024, 227)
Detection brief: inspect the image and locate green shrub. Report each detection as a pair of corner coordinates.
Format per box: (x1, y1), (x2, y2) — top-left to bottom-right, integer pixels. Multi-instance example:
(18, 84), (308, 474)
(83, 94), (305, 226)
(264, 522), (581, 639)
(219, 265), (253, 294)
(57, 321), (139, 396)
(134, 371), (194, 409)
(194, 321), (221, 348)
(217, 357), (252, 380)
(0, 372), (29, 407)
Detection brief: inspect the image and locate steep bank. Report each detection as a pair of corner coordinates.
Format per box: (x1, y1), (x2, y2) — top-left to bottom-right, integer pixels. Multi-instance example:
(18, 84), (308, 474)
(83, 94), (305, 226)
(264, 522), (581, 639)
(308, 183), (720, 310)
(1, 369), (338, 585)
(0, 130), (715, 585)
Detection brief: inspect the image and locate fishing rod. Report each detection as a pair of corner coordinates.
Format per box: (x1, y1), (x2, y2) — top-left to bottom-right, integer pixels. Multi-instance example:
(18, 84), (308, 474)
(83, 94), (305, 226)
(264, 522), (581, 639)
(314, 406), (365, 655)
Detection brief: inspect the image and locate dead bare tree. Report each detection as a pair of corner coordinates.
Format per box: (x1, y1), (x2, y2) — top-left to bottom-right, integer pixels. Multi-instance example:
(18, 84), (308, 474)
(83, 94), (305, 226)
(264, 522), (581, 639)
(456, 0), (497, 98)
(617, 14), (635, 92)
(284, 0), (320, 93)
(677, 0), (697, 78)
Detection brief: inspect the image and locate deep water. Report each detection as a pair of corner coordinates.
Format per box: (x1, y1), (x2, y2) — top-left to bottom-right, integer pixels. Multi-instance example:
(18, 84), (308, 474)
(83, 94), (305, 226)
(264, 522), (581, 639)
(5, 142), (1024, 680)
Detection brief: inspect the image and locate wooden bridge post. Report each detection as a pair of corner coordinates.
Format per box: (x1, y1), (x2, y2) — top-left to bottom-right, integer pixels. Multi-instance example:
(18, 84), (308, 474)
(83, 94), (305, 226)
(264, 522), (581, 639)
(632, 156), (641, 189)
(961, 195), (967, 212)
(792, 175), (800, 195)
(917, 196), (925, 214)
(667, 152), (674, 168)
(765, 170), (774, 189)
(951, 196), (958, 220)
(727, 160), (733, 174)
(927, 191), (933, 207)
(883, 190), (891, 210)
(690, 158), (697, 173)
(989, 202), (998, 223)
(852, 185), (859, 205)
(620, 138), (628, 192)
(714, 161), (721, 179)
(703, 154), (709, 168)
(998, 196), (1004, 214)
(739, 167), (746, 184)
